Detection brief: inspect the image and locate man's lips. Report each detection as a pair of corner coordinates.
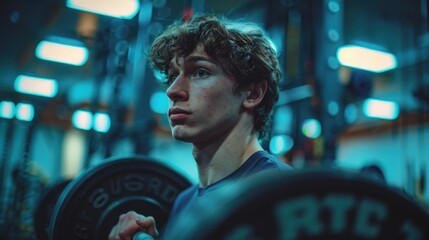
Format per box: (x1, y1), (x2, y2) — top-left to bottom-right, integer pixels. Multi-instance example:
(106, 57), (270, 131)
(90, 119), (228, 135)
(168, 108), (191, 121)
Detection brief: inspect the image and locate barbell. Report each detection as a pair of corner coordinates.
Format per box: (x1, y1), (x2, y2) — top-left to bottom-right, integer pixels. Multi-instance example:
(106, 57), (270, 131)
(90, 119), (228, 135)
(34, 155), (429, 240)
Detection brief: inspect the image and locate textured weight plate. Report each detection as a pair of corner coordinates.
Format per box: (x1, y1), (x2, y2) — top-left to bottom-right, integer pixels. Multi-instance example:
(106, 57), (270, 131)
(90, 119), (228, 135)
(173, 169), (429, 240)
(49, 155), (192, 240)
(34, 180), (70, 240)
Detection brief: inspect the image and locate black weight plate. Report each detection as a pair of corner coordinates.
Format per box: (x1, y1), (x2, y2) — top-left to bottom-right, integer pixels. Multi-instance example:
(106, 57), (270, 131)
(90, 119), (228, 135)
(34, 180), (71, 240)
(49, 155), (192, 240)
(174, 168), (429, 240)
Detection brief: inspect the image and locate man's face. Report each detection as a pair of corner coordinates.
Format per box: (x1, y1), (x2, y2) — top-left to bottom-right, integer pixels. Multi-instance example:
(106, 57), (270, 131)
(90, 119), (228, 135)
(166, 48), (245, 145)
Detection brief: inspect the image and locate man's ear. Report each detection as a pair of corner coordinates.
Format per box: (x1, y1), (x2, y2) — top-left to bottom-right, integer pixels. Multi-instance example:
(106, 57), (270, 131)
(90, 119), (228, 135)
(243, 80), (268, 110)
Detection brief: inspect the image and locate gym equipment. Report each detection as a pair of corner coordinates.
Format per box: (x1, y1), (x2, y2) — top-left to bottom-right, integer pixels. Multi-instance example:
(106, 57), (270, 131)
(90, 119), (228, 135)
(48, 155), (192, 240)
(45, 158), (429, 240)
(34, 180), (70, 240)
(171, 168), (429, 240)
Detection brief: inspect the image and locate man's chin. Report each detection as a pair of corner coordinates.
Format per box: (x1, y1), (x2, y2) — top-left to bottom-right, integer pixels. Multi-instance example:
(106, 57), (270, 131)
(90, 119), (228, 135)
(171, 126), (209, 143)
(172, 135), (193, 142)
(171, 129), (193, 142)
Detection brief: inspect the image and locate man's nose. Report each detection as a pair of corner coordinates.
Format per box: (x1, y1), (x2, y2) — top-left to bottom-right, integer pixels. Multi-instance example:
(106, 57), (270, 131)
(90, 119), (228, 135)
(166, 74), (189, 102)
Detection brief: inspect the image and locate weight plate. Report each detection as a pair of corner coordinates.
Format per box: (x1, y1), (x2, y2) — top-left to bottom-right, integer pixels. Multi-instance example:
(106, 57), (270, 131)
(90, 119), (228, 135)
(174, 169), (429, 240)
(49, 155), (192, 240)
(34, 180), (70, 240)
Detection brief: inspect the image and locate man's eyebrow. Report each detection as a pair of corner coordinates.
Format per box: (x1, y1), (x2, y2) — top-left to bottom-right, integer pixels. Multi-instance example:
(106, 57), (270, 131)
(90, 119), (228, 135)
(167, 55), (216, 73)
(184, 55), (216, 65)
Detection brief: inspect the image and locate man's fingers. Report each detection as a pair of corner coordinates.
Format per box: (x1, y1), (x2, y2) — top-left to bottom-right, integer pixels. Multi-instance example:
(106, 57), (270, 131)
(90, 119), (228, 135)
(135, 216), (159, 237)
(108, 212), (148, 240)
(118, 217), (144, 240)
(135, 216), (154, 229)
(108, 214), (126, 240)
(108, 225), (118, 240)
(106, 212), (159, 240)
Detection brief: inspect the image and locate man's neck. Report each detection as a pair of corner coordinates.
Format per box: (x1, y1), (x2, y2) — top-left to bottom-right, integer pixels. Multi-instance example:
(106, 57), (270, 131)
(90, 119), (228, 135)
(192, 129), (263, 187)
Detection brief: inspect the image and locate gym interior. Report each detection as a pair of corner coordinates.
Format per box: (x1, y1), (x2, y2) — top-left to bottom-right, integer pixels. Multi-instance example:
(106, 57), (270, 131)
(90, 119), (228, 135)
(1, 0), (428, 239)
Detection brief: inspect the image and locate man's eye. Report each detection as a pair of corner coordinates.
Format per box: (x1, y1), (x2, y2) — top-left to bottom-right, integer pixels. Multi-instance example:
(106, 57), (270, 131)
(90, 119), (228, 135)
(192, 69), (209, 78)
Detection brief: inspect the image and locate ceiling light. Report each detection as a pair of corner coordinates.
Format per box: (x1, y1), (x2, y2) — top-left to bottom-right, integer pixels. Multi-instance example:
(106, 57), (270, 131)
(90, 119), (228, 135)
(93, 112), (111, 133)
(363, 98), (399, 120)
(72, 110), (111, 133)
(72, 110), (92, 131)
(337, 45), (397, 73)
(14, 75), (58, 98)
(35, 37), (88, 66)
(67, 0), (140, 19)
(16, 103), (35, 122)
(0, 101), (15, 119)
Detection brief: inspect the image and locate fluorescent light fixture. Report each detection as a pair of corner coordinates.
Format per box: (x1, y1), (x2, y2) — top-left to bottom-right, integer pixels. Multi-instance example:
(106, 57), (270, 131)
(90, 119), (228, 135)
(302, 119), (321, 139)
(14, 75), (58, 98)
(269, 135), (294, 155)
(94, 113), (111, 133)
(72, 110), (111, 133)
(363, 98), (399, 120)
(150, 92), (169, 114)
(0, 101), (15, 119)
(67, 0), (140, 19)
(35, 37), (89, 66)
(72, 110), (92, 131)
(337, 45), (397, 73)
(16, 103), (35, 122)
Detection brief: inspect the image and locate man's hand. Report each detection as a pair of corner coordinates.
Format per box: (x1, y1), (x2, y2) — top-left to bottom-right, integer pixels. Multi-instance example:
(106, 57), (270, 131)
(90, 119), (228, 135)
(108, 211), (159, 240)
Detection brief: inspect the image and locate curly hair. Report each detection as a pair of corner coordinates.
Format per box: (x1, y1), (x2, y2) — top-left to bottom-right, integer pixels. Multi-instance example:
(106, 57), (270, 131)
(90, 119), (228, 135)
(150, 14), (281, 140)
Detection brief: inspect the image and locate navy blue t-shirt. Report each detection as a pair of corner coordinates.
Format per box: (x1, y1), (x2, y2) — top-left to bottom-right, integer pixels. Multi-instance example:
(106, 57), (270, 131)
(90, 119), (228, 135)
(161, 150), (292, 238)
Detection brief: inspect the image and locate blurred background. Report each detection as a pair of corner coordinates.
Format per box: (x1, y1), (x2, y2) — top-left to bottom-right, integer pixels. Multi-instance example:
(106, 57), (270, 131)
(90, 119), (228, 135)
(0, 0), (428, 238)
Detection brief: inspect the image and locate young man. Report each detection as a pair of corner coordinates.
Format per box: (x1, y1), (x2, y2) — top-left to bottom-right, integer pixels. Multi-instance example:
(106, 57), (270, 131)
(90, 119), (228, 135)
(108, 14), (291, 240)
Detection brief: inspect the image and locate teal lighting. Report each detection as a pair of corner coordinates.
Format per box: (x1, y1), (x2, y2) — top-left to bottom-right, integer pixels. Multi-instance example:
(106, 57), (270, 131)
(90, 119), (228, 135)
(72, 110), (111, 133)
(269, 135), (294, 155)
(0, 101), (15, 119)
(16, 103), (35, 122)
(267, 37), (279, 56)
(72, 110), (92, 131)
(150, 91), (169, 114)
(14, 75), (58, 98)
(94, 113), (111, 133)
(153, 69), (167, 83)
(302, 119), (321, 139)
(344, 103), (358, 124)
(327, 100), (339, 116)
(67, 0), (140, 19)
(35, 37), (89, 66)
(337, 45), (397, 73)
(363, 98), (399, 120)
(272, 106), (292, 133)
